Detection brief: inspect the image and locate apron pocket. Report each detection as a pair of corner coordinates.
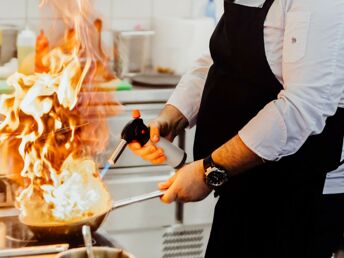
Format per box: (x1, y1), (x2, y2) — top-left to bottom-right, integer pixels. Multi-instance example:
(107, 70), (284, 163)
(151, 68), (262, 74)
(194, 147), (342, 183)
(283, 11), (311, 63)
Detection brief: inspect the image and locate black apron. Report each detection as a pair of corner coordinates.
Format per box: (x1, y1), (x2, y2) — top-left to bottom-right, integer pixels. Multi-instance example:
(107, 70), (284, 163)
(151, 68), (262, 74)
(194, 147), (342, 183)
(193, 0), (344, 257)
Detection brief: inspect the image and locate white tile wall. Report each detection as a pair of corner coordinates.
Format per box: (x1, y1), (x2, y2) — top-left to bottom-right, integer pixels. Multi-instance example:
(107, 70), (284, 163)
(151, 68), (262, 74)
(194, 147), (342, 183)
(112, 0), (152, 19)
(152, 0), (192, 18)
(0, 0), (225, 31)
(0, 0), (26, 19)
(0, 0), (224, 67)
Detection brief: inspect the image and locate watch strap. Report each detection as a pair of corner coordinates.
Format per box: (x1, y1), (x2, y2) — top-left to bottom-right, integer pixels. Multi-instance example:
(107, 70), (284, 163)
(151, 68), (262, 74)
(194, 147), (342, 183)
(203, 154), (215, 171)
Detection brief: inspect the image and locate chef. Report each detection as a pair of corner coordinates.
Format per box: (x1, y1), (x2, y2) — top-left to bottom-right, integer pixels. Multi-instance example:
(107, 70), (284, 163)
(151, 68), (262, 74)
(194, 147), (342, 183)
(129, 0), (344, 257)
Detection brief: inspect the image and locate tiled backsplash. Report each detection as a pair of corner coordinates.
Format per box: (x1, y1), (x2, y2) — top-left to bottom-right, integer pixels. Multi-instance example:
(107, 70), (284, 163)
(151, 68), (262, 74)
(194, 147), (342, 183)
(0, 0), (223, 31)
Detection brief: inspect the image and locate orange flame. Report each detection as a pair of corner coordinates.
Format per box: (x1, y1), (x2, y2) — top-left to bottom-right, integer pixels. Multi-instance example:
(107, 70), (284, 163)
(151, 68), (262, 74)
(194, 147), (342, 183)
(0, 0), (119, 222)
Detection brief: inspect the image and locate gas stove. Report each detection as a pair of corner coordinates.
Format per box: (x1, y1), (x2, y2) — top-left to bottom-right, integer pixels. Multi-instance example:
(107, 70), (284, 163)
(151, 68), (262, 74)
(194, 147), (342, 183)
(0, 213), (118, 250)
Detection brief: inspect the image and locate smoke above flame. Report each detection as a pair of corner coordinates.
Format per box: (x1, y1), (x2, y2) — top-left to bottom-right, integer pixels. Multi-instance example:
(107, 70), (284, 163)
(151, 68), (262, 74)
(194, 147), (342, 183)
(0, 0), (119, 222)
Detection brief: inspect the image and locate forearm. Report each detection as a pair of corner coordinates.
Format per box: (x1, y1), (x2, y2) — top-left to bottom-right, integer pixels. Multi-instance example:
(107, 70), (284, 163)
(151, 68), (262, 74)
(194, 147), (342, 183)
(212, 134), (264, 176)
(156, 104), (189, 140)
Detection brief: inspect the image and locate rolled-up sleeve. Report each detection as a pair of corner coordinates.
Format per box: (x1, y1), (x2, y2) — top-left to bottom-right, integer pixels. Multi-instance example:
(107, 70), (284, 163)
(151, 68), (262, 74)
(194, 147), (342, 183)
(167, 53), (213, 127)
(239, 0), (344, 161)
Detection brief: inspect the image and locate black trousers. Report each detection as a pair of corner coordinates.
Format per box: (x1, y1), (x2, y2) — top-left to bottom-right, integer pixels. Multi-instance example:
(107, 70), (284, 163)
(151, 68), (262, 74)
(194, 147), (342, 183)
(206, 190), (344, 258)
(310, 193), (344, 258)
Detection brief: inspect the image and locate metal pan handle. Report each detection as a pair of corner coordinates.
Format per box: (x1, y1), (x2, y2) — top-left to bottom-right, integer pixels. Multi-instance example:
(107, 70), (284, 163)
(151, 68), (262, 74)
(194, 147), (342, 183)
(111, 190), (166, 210)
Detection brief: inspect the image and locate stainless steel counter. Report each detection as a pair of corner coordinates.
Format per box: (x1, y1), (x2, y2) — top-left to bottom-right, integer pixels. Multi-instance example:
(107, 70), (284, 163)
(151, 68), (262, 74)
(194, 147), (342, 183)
(116, 87), (174, 104)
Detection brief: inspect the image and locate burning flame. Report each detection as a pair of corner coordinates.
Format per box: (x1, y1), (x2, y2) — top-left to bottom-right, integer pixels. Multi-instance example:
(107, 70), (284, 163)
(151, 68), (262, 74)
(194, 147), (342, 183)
(0, 0), (119, 223)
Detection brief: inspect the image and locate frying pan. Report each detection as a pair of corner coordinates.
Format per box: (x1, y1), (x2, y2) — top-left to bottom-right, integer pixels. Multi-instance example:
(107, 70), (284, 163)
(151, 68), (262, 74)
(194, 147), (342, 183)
(19, 190), (165, 240)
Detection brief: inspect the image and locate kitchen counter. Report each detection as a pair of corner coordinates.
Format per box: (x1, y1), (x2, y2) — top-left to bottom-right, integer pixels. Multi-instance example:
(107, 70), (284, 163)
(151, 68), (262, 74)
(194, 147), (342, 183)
(116, 86), (174, 104)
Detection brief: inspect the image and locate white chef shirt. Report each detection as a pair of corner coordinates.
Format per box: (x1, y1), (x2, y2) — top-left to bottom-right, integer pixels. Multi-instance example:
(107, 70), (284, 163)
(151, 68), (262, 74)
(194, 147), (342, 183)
(167, 0), (344, 194)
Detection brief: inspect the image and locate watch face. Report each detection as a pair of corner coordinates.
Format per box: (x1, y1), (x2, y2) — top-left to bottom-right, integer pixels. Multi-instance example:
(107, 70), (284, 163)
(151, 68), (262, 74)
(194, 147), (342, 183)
(206, 168), (228, 187)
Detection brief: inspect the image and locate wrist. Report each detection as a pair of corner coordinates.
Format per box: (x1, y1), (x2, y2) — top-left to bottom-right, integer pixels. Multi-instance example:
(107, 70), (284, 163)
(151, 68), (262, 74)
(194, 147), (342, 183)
(161, 104), (189, 134)
(203, 154), (229, 188)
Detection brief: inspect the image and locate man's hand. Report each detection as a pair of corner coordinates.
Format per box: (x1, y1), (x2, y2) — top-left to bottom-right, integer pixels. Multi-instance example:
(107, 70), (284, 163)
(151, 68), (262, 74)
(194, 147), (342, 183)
(159, 160), (212, 203)
(128, 104), (188, 165)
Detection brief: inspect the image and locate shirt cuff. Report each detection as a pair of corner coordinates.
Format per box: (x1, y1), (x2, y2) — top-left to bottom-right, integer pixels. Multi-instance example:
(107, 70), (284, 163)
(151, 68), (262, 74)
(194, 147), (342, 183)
(167, 75), (204, 128)
(238, 101), (287, 161)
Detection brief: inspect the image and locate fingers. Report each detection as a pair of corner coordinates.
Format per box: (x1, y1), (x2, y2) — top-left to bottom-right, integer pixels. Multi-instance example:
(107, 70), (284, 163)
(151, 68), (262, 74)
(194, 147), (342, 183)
(159, 173), (177, 190)
(159, 174), (178, 204)
(127, 142), (142, 152)
(128, 142), (166, 164)
(128, 142), (155, 155)
(149, 121), (161, 143)
(151, 155), (166, 165)
(161, 184), (178, 204)
(142, 148), (164, 161)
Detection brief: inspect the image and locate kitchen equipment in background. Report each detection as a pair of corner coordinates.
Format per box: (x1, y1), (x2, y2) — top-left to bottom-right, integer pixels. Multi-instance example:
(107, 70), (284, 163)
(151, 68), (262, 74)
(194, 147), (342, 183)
(131, 74), (181, 88)
(162, 224), (208, 258)
(0, 26), (17, 64)
(113, 30), (155, 79)
(19, 190), (166, 240)
(0, 25), (18, 66)
(16, 27), (36, 75)
(56, 246), (134, 258)
(152, 17), (214, 75)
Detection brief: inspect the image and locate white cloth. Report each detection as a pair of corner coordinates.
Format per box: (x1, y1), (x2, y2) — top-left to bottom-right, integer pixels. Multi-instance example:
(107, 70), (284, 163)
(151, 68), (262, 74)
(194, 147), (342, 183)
(167, 0), (344, 194)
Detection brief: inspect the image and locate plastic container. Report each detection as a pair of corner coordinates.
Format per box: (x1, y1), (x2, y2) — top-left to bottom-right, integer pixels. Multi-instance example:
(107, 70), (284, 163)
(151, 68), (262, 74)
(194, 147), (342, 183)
(16, 27), (36, 75)
(0, 25), (18, 66)
(113, 30), (155, 78)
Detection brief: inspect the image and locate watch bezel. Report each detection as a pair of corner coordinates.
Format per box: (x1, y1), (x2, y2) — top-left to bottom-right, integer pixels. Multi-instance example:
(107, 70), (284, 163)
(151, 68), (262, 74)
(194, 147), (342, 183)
(204, 161), (229, 188)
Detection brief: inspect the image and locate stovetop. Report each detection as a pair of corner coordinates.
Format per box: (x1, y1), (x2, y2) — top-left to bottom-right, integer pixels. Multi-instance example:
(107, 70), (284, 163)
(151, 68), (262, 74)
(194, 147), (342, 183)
(0, 215), (117, 250)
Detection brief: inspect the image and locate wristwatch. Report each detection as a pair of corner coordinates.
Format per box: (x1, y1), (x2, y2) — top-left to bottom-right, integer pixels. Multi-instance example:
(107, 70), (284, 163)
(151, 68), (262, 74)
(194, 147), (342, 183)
(203, 155), (229, 188)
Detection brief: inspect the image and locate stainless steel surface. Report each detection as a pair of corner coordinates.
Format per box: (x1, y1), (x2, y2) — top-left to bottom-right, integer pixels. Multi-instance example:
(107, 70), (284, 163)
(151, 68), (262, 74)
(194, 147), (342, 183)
(82, 225), (94, 258)
(115, 88), (173, 104)
(114, 30), (154, 78)
(106, 223), (212, 258)
(101, 166), (175, 232)
(56, 247), (134, 258)
(0, 243), (69, 257)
